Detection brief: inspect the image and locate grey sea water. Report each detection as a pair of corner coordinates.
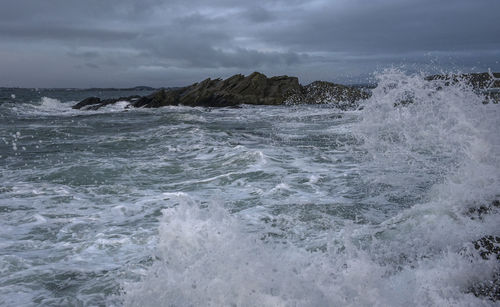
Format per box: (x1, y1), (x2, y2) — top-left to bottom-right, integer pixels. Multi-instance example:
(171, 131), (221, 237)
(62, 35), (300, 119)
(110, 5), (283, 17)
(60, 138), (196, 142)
(0, 71), (499, 306)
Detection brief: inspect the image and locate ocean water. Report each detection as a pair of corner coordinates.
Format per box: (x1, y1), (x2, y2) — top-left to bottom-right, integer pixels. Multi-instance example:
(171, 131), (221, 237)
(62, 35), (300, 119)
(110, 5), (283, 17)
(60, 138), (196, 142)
(0, 71), (498, 306)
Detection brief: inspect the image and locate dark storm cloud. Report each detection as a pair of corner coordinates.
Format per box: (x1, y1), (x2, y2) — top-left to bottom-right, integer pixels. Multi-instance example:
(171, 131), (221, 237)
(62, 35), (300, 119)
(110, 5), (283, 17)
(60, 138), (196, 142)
(0, 0), (498, 87)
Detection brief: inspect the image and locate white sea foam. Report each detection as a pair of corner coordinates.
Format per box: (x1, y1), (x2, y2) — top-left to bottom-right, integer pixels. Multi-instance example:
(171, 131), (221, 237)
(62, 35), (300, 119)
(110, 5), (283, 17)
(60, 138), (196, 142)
(7, 97), (139, 117)
(99, 100), (131, 111)
(122, 70), (499, 306)
(1, 71), (498, 306)
(3, 96), (79, 117)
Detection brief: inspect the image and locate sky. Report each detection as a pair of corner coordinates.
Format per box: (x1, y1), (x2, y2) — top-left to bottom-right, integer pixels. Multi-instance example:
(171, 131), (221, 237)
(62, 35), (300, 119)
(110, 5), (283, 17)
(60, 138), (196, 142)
(1, 0), (499, 88)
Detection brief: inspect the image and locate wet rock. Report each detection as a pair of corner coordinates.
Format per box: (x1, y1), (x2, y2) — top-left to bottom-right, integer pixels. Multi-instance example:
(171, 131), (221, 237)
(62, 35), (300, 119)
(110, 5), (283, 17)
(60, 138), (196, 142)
(425, 72), (500, 89)
(75, 95), (141, 110)
(469, 236), (500, 301)
(73, 72), (368, 110)
(467, 200), (500, 220)
(469, 277), (500, 302)
(72, 97), (101, 109)
(473, 236), (500, 261)
(465, 199), (500, 301)
(287, 81), (370, 109)
(426, 72), (500, 104)
(483, 92), (500, 104)
(169, 72), (303, 107)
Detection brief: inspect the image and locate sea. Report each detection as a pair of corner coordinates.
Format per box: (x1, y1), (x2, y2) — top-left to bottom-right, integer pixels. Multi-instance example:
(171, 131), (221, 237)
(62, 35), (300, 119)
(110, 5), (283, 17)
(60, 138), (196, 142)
(0, 70), (498, 306)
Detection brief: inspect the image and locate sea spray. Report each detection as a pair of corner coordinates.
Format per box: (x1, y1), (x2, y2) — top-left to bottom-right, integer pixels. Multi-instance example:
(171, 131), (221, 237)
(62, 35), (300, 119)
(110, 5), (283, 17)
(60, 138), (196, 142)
(0, 73), (498, 306)
(355, 69), (499, 208)
(122, 70), (499, 306)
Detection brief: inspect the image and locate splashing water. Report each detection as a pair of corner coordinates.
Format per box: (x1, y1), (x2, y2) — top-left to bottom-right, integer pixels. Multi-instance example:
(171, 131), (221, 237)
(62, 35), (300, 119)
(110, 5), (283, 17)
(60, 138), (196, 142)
(0, 71), (498, 306)
(122, 70), (499, 306)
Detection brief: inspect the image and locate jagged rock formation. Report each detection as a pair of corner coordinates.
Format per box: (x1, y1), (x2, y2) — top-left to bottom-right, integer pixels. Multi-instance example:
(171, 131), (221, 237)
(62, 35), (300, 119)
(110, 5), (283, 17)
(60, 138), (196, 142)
(73, 72), (369, 110)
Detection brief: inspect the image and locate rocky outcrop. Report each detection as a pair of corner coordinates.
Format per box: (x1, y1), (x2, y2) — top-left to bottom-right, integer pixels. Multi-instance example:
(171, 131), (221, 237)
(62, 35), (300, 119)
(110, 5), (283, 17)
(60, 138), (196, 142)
(73, 72), (369, 110)
(425, 72), (500, 89)
(426, 72), (500, 104)
(72, 97), (101, 109)
(286, 81), (370, 110)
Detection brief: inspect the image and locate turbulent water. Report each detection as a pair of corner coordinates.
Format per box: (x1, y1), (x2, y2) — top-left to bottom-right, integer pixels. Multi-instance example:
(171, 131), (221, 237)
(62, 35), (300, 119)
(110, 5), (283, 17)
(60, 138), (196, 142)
(0, 71), (498, 306)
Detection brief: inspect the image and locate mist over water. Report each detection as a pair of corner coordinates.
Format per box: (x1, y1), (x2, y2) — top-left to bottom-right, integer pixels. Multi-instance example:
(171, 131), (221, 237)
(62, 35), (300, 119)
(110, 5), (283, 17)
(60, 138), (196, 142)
(0, 70), (498, 306)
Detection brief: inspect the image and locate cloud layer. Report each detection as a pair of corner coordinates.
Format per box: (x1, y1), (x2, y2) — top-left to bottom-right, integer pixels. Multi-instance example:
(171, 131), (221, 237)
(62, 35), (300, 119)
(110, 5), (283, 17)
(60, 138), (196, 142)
(1, 0), (499, 87)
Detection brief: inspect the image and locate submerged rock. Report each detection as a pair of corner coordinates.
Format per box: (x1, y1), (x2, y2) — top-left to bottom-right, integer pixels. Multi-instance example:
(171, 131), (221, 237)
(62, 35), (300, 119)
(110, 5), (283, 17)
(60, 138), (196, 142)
(469, 278), (500, 302)
(467, 200), (500, 220)
(465, 200), (500, 302)
(469, 235), (500, 301)
(473, 235), (500, 261)
(73, 72), (369, 110)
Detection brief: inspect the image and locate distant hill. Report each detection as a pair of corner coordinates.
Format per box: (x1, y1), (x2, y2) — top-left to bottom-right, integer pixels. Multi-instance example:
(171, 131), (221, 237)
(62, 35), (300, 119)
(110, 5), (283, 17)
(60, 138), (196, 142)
(0, 86), (160, 91)
(83, 86), (158, 91)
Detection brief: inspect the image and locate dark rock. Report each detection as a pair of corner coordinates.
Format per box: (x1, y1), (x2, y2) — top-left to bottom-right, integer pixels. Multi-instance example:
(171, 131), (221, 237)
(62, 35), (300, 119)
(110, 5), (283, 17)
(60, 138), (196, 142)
(170, 72), (303, 107)
(474, 236), (500, 260)
(469, 277), (500, 302)
(426, 72), (500, 104)
(287, 81), (370, 109)
(72, 97), (101, 109)
(483, 92), (500, 105)
(425, 72), (500, 89)
(132, 72), (304, 108)
(467, 200), (500, 220)
(76, 95), (141, 110)
(73, 72), (368, 110)
(469, 236), (500, 301)
(464, 200), (500, 301)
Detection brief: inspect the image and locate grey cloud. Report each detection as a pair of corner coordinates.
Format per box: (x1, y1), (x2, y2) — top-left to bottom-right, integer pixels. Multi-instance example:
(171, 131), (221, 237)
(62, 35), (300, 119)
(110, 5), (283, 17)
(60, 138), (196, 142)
(84, 63), (100, 69)
(183, 48), (303, 69)
(140, 37), (304, 69)
(67, 50), (101, 59)
(244, 7), (275, 23)
(0, 0), (498, 87)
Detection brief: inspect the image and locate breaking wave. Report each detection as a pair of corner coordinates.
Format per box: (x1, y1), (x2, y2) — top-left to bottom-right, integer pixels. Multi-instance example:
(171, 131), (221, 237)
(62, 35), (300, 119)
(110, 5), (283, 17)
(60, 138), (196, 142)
(122, 70), (499, 306)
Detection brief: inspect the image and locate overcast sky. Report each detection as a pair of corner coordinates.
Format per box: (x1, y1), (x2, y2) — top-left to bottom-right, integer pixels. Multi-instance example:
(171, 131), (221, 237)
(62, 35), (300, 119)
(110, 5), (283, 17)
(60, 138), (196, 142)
(1, 0), (499, 87)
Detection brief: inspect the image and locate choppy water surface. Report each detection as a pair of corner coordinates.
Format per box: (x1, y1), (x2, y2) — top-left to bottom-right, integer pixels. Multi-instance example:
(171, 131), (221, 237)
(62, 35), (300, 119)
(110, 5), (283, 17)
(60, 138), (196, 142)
(0, 71), (499, 306)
